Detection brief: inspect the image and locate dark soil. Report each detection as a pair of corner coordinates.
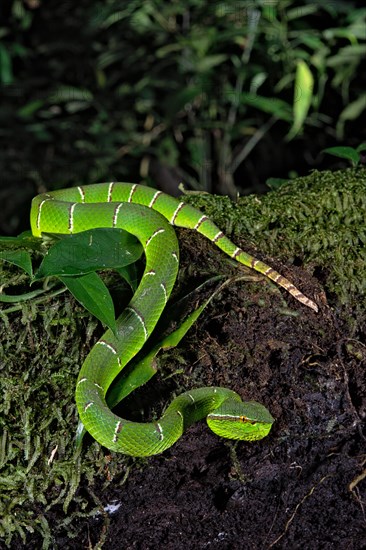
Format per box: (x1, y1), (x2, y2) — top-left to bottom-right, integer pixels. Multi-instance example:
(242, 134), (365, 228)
(71, 235), (365, 549)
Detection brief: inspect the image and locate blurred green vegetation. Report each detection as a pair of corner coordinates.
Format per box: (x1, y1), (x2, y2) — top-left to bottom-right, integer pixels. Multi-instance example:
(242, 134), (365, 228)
(0, 0), (365, 230)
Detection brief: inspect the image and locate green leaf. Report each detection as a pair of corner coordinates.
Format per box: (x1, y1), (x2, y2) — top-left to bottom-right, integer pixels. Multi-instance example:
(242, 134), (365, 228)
(35, 228), (142, 280)
(336, 95), (366, 139)
(156, 43), (183, 58)
(116, 263), (140, 293)
(0, 232), (44, 276)
(0, 249), (33, 276)
(48, 86), (93, 104)
(322, 146), (360, 166)
(195, 54), (227, 72)
(65, 101), (93, 114)
(287, 60), (314, 140)
(17, 100), (44, 118)
(326, 45), (366, 67)
(100, 10), (126, 29)
(287, 5), (319, 20)
(0, 44), (13, 84)
(165, 86), (202, 118)
(60, 272), (116, 332)
(356, 143), (366, 153)
(239, 93), (293, 121)
(0, 231), (36, 246)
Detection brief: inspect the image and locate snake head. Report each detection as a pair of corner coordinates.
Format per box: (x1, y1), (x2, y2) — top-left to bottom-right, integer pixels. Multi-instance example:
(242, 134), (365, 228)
(206, 399), (274, 441)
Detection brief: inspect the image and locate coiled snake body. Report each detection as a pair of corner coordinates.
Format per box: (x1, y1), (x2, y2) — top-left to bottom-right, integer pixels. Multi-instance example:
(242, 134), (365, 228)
(30, 182), (317, 456)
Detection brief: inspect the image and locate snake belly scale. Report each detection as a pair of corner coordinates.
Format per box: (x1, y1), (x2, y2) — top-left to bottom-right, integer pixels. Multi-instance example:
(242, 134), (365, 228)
(30, 182), (317, 456)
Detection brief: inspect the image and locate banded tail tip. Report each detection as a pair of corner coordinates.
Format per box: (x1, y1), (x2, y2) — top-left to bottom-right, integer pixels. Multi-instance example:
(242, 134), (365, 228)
(298, 294), (318, 313)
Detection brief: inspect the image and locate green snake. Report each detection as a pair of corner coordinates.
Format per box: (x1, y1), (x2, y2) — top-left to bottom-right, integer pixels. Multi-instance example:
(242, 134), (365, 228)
(30, 182), (318, 457)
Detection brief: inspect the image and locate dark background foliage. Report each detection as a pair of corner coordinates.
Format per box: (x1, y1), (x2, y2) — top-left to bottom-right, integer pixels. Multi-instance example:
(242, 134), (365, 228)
(1, 0), (365, 234)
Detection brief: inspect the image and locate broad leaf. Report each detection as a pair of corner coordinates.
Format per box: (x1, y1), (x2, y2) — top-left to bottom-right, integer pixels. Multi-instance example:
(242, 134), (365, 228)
(35, 228), (142, 280)
(0, 249), (33, 277)
(322, 146), (360, 166)
(60, 272), (116, 332)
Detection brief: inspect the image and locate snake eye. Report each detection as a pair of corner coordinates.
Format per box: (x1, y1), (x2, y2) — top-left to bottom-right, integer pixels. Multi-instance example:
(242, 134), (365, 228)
(239, 415), (257, 424)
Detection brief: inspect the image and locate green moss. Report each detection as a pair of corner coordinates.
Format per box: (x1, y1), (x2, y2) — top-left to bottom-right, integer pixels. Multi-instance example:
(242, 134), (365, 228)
(0, 278), (133, 547)
(186, 167), (366, 308)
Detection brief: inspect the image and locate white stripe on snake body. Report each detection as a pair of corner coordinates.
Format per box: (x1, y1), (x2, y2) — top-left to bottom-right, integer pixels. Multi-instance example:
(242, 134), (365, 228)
(29, 181), (318, 456)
